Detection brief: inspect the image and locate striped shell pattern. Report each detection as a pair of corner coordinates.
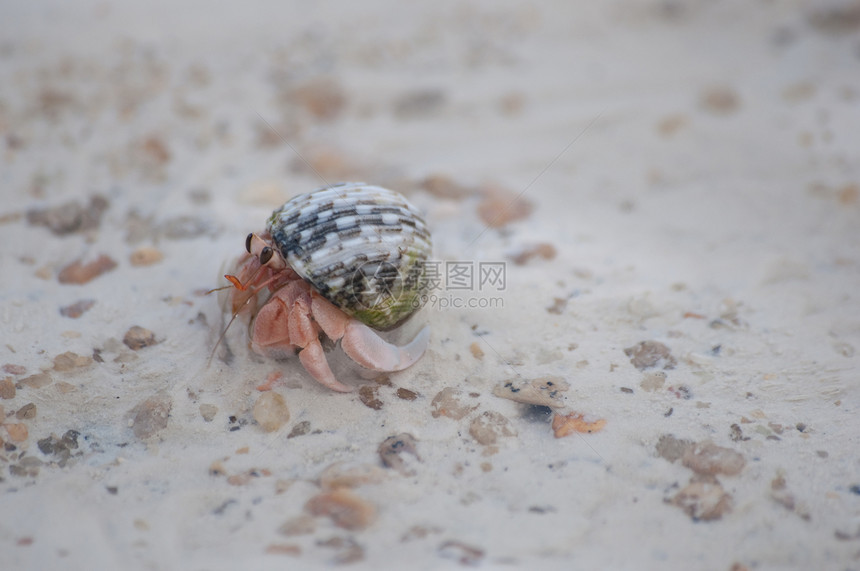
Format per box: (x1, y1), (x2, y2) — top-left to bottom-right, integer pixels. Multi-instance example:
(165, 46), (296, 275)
(267, 183), (432, 330)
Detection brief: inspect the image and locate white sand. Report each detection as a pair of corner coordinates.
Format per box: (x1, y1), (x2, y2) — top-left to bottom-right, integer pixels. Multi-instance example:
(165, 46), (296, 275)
(1, 1), (859, 569)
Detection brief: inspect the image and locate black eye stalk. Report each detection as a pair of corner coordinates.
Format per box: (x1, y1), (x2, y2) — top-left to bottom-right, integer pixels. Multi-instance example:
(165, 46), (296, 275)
(260, 247), (274, 265)
(245, 233), (253, 253)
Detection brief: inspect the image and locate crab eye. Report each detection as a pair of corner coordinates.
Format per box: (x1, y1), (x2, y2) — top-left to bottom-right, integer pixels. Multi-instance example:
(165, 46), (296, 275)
(259, 246), (274, 265)
(245, 233), (253, 253)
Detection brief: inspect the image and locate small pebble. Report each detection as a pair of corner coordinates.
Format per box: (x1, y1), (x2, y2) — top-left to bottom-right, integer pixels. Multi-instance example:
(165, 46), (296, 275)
(656, 434), (695, 463)
(640, 371), (667, 391)
(253, 392), (290, 432)
(431, 387), (478, 420)
(123, 326), (157, 350)
(5, 423), (28, 442)
(129, 247), (164, 266)
(124, 210), (156, 244)
(37, 430), (79, 460)
(58, 254), (117, 284)
(199, 403), (218, 422)
(508, 243), (557, 265)
(317, 536), (365, 565)
(209, 460), (227, 477)
(10, 457), (42, 477)
(227, 468), (271, 486)
(129, 393), (172, 439)
(15, 403), (36, 420)
(469, 342), (484, 360)
(288, 146), (365, 181)
(469, 411), (516, 446)
(55, 381), (76, 393)
(624, 341), (677, 370)
(670, 476), (733, 521)
(18, 373), (52, 389)
(378, 433), (420, 475)
(395, 388), (418, 401)
(768, 422), (785, 435)
(401, 525), (443, 542)
(287, 420), (311, 439)
(729, 424), (748, 442)
(552, 411), (606, 437)
(657, 113), (689, 137)
(476, 184), (534, 228)
(438, 540), (485, 566)
(700, 86), (741, 115)
(358, 385), (383, 410)
(2, 364), (26, 375)
(138, 136), (171, 166)
(60, 299), (96, 318)
(320, 462), (388, 489)
(274, 479), (293, 494)
(0, 378), (16, 399)
(53, 352), (93, 372)
(498, 91), (525, 116)
(493, 376), (569, 408)
(839, 184), (859, 206)
(681, 442), (746, 476)
(278, 514), (316, 537)
(807, 3), (860, 35)
(26, 195), (108, 235)
(546, 297), (568, 315)
(771, 486), (809, 521)
(288, 77), (346, 120)
(305, 489), (376, 531)
(265, 544), (301, 556)
(393, 88), (446, 119)
(771, 474), (787, 491)
(419, 174), (473, 200)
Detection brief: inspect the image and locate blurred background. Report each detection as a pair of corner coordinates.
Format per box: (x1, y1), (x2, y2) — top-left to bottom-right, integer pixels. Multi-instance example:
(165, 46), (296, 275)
(1, 1), (859, 569)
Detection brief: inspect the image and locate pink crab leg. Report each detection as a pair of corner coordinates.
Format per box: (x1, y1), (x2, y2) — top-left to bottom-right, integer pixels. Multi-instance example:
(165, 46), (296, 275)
(271, 288), (352, 392)
(298, 340), (353, 393)
(288, 296), (316, 346)
(341, 322), (430, 373)
(310, 295), (348, 340)
(250, 296), (294, 358)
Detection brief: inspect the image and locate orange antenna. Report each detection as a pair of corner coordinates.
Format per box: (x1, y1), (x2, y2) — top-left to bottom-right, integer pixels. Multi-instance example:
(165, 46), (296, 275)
(208, 263), (289, 367)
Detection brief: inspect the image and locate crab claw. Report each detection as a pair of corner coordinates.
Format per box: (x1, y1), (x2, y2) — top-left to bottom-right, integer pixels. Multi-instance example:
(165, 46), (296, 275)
(341, 322), (430, 373)
(298, 340), (353, 393)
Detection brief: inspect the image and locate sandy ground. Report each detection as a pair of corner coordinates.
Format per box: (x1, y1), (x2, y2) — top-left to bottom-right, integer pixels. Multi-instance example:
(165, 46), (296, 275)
(1, 1), (859, 569)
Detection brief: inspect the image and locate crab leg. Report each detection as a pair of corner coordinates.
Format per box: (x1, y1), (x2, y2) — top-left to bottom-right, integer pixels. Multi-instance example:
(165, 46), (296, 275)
(249, 297), (294, 359)
(341, 322), (430, 373)
(311, 293), (430, 373)
(298, 340), (353, 393)
(310, 295), (347, 340)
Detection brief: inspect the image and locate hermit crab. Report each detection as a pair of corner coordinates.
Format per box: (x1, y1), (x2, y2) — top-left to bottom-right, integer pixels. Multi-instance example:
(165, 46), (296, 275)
(222, 183), (432, 392)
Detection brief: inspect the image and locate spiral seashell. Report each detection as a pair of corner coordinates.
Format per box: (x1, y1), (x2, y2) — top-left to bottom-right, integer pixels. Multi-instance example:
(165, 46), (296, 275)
(267, 182), (432, 330)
